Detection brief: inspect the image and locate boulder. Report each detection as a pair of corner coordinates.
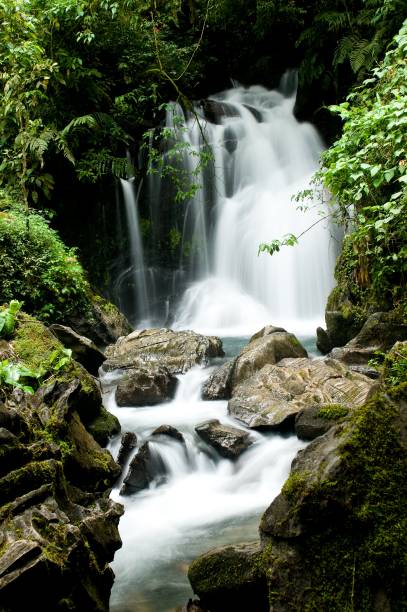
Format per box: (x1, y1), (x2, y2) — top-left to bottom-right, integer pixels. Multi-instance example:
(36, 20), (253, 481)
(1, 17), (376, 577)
(151, 425), (185, 443)
(49, 324), (106, 375)
(198, 99), (240, 124)
(188, 542), (268, 612)
(86, 407), (121, 447)
(115, 365), (178, 406)
(330, 312), (407, 365)
(228, 357), (374, 431)
(195, 420), (252, 459)
(117, 431), (137, 466)
(231, 326), (308, 387)
(294, 404), (349, 441)
(316, 326), (332, 354)
(201, 361), (235, 400)
(104, 328), (224, 374)
(66, 291), (132, 347)
(120, 441), (166, 495)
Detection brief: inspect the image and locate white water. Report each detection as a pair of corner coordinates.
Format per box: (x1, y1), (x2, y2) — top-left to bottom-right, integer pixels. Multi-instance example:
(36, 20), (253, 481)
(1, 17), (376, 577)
(162, 79), (338, 336)
(120, 178), (150, 324)
(106, 364), (306, 611)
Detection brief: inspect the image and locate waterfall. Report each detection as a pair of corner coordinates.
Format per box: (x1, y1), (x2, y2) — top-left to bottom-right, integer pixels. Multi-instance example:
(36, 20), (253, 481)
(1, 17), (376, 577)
(142, 73), (338, 336)
(120, 178), (149, 324)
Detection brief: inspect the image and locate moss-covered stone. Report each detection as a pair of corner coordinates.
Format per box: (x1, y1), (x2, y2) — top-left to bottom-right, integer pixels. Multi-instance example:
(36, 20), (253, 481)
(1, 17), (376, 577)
(188, 542), (269, 612)
(87, 407), (120, 447)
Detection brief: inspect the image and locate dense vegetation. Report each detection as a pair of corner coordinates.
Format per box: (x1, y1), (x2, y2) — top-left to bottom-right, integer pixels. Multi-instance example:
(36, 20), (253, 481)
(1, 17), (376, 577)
(0, 0), (405, 316)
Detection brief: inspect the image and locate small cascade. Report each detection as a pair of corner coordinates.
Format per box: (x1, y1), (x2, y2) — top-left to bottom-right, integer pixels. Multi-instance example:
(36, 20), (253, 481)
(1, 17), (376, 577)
(106, 364), (306, 611)
(120, 178), (149, 324)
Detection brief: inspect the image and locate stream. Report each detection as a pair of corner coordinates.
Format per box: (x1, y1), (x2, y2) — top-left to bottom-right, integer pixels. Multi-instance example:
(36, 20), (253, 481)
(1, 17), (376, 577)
(104, 337), (318, 611)
(107, 74), (336, 610)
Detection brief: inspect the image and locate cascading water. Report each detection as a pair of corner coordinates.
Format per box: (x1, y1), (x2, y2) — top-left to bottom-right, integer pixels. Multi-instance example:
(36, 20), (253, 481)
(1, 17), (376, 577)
(105, 364), (306, 611)
(139, 74), (338, 335)
(119, 178), (150, 325)
(107, 74), (338, 611)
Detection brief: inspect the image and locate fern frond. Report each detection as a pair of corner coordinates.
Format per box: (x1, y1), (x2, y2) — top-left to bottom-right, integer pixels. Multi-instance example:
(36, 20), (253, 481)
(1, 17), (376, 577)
(315, 11), (348, 32)
(62, 114), (97, 136)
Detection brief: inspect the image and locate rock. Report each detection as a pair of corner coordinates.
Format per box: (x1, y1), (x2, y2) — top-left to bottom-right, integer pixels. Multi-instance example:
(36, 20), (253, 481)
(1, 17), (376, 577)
(228, 357), (374, 431)
(65, 412), (121, 491)
(151, 425), (185, 443)
(201, 361), (235, 400)
(104, 328), (224, 374)
(0, 427), (17, 444)
(115, 365), (178, 406)
(49, 324), (106, 375)
(86, 407), (121, 447)
(117, 431), (137, 466)
(66, 291), (132, 346)
(0, 312), (123, 610)
(330, 312), (407, 365)
(316, 326), (332, 354)
(188, 542), (268, 612)
(178, 599), (208, 612)
(195, 420), (252, 459)
(295, 404), (349, 441)
(231, 326), (308, 387)
(121, 441), (166, 495)
(199, 99), (240, 124)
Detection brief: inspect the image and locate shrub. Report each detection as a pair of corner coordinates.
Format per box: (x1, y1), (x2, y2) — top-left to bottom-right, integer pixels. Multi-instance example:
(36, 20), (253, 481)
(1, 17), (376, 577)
(0, 192), (90, 322)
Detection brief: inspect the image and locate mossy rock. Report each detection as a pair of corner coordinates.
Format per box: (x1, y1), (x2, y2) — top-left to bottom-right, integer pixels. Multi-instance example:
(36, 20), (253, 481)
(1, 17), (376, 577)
(188, 542), (269, 612)
(87, 408), (120, 447)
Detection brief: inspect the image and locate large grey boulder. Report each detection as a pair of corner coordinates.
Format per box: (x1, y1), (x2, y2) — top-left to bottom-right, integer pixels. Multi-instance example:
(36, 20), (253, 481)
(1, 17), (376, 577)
(228, 357), (374, 431)
(195, 420), (252, 459)
(231, 326), (308, 387)
(115, 365), (178, 406)
(330, 312), (407, 365)
(104, 328), (223, 374)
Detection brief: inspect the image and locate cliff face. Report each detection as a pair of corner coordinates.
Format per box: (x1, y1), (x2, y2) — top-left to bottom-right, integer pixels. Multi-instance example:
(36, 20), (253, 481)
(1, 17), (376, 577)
(0, 314), (123, 611)
(187, 342), (407, 612)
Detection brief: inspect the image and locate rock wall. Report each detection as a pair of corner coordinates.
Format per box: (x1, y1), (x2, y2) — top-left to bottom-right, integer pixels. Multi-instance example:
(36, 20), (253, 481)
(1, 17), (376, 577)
(0, 314), (123, 611)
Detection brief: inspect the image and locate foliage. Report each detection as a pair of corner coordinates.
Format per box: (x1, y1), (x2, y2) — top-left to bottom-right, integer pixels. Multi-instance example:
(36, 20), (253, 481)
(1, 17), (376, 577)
(0, 300), (22, 339)
(0, 193), (90, 322)
(0, 0), (209, 207)
(0, 359), (41, 394)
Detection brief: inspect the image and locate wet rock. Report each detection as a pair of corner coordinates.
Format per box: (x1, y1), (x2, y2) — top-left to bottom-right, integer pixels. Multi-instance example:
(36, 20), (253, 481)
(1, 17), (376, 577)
(104, 328), (223, 374)
(330, 312), (407, 365)
(121, 441), (166, 495)
(117, 431), (137, 466)
(178, 599), (208, 612)
(231, 326), (307, 387)
(195, 419), (252, 459)
(316, 326), (332, 354)
(228, 357), (373, 431)
(152, 425), (185, 443)
(201, 361), (235, 400)
(188, 542), (268, 612)
(115, 365), (178, 406)
(199, 99), (240, 124)
(87, 407), (121, 447)
(49, 324), (106, 375)
(295, 404), (348, 441)
(0, 427), (17, 444)
(66, 291), (132, 346)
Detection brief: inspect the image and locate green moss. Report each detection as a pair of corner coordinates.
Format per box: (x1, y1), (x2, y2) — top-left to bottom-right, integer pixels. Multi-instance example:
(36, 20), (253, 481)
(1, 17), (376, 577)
(317, 404), (350, 420)
(264, 383), (407, 611)
(13, 313), (63, 371)
(87, 408), (120, 447)
(281, 471), (311, 501)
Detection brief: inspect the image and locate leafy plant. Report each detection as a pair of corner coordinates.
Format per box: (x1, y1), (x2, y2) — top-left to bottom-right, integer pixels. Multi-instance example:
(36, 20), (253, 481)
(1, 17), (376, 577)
(0, 359), (42, 394)
(0, 300), (23, 339)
